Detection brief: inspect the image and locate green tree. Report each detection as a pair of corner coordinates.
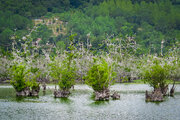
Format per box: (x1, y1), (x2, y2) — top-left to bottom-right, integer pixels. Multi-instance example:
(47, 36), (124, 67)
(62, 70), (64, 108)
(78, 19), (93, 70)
(56, 41), (66, 53)
(85, 58), (116, 92)
(31, 25), (53, 45)
(142, 60), (171, 94)
(0, 28), (13, 49)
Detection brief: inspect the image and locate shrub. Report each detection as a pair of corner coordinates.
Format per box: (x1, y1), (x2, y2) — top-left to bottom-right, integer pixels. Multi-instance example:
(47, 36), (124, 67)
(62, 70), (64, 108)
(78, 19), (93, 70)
(49, 34), (77, 91)
(28, 67), (41, 89)
(85, 58), (116, 91)
(142, 61), (171, 89)
(58, 64), (76, 90)
(9, 63), (29, 92)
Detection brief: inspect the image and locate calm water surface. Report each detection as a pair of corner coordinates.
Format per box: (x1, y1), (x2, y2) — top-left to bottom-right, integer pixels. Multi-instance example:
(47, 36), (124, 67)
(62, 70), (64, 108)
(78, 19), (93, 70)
(0, 84), (180, 120)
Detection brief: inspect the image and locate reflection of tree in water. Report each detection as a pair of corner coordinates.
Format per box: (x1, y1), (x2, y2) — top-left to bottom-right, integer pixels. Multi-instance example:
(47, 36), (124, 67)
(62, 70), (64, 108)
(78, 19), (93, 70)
(90, 100), (110, 106)
(16, 96), (24, 102)
(58, 97), (72, 105)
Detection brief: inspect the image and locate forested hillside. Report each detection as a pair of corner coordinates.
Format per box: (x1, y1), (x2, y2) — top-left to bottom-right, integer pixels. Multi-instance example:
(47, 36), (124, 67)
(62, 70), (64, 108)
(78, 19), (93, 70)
(0, 0), (179, 55)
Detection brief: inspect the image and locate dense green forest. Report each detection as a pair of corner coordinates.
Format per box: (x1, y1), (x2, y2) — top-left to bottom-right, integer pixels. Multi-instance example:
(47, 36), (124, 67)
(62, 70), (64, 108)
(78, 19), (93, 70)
(0, 0), (180, 55)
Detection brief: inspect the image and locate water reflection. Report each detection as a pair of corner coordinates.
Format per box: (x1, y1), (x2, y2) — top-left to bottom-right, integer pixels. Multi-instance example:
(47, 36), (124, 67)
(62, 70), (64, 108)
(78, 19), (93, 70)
(57, 97), (72, 104)
(43, 91), (46, 96)
(90, 100), (110, 106)
(15, 96), (24, 102)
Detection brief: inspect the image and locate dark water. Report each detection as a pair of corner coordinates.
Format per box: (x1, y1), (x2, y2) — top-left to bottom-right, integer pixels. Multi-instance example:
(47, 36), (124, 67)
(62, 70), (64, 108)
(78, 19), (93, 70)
(0, 84), (180, 120)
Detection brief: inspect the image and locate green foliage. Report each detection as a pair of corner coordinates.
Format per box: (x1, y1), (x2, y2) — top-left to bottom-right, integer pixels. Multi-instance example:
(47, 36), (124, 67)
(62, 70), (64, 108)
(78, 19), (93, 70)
(59, 11), (117, 50)
(49, 34), (77, 91)
(136, 22), (164, 54)
(142, 61), (171, 89)
(8, 32), (42, 91)
(0, 0), (180, 55)
(58, 64), (76, 90)
(85, 58), (116, 91)
(0, 28), (13, 49)
(29, 67), (41, 89)
(56, 41), (66, 53)
(31, 25), (53, 44)
(49, 60), (62, 81)
(9, 63), (29, 92)
(0, 10), (32, 49)
(9, 63), (41, 91)
(56, 0), (179, 55)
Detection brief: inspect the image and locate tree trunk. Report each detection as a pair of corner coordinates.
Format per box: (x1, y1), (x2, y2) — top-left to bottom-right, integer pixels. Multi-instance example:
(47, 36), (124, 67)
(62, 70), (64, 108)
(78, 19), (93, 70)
(161, 85), (168, 96)
(42, 83), (46, 92)
(145, 88), (163, 102)
(111, 92), (120, 100)
(170, 81), (175, 96)
(54, 89), (70, 98)
(31, 86), (40, 97)
(95, 89), (110, 101)
(16, 87), (30, 97)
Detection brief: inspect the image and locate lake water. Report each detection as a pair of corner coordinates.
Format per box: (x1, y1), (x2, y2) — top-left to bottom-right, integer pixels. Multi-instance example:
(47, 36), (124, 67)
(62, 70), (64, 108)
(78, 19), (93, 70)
(0, 84), (180, 120)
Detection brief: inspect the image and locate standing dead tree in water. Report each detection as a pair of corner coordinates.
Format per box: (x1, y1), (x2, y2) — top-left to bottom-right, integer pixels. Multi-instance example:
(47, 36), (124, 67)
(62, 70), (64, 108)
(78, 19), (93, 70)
(170, 80), (175, 96)
(42, 82), (46, 93)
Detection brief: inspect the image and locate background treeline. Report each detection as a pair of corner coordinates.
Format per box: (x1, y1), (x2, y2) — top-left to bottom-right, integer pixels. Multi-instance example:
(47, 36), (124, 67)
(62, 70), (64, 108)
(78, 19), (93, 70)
(0, 0), (103, 50)
(58, 0), (180, 55)
(0, 0), (180, 55)
(0, 0), (104, 18)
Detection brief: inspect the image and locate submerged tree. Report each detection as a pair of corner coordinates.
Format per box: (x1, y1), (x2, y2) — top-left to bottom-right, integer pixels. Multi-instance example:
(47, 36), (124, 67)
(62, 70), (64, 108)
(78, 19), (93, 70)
(8, 27), (45, 97)
(84, 58), (117, 100)
(142, 60), (172, 101)
(9, 63), (41, 97)
(9, 63), (30, 96)
(51, 34), (77, 98)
